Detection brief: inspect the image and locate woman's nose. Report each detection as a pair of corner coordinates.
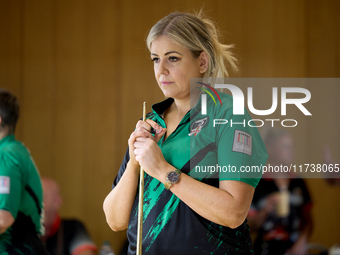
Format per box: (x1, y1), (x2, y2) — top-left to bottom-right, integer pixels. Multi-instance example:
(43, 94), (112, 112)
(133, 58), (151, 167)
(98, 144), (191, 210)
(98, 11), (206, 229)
(157, 61), (169, 76)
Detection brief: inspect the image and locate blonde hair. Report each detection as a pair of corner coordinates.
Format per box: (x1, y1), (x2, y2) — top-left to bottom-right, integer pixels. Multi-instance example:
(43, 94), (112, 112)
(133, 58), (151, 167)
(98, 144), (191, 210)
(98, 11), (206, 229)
(146, 11), (238, 79)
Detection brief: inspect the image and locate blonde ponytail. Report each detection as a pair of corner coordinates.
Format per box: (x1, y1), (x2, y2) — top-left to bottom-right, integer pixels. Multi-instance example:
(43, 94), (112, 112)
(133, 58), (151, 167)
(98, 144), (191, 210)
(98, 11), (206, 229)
(197, 11), (238, 78)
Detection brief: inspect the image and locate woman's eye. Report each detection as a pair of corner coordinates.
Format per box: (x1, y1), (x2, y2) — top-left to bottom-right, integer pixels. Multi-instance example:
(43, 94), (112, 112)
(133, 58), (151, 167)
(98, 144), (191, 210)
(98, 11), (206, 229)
(151, 58), (160, 63)
(169, 56), (179, 62)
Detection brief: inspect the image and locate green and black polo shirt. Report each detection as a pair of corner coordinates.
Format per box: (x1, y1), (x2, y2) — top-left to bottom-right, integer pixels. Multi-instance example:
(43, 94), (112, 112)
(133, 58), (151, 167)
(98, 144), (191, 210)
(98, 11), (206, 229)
(113, 91), (268, 255)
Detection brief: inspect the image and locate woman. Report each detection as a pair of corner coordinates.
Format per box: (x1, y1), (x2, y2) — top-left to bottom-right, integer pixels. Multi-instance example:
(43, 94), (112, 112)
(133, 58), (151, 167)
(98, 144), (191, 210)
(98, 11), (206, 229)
(103, 11), (268, 255)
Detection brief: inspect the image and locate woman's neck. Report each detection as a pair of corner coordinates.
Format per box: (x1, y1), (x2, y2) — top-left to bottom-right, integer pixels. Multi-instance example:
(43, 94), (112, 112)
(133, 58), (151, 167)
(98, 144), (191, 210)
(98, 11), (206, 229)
(170, 90), (201, 117)
(171, 98), (191, 118)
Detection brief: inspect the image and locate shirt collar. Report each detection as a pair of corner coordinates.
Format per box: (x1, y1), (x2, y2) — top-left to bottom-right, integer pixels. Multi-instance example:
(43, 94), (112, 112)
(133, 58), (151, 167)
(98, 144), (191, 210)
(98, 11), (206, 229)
(152, 98), (174, 116)
(151, 95), (204, 114)
(152, 96), (206, 128)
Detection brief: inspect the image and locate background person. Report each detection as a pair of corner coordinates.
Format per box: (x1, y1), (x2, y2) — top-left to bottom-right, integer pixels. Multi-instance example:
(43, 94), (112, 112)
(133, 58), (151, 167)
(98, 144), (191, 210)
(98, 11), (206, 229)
(103, 11), (268, 255)
(247, 128), (313, 255)
(42, 177), (97, 255)
(0, 89), (48, 254)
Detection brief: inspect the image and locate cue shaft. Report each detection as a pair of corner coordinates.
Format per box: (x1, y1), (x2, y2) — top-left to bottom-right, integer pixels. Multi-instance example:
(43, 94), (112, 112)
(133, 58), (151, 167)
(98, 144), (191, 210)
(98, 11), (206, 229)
(136, 101), (146, 255)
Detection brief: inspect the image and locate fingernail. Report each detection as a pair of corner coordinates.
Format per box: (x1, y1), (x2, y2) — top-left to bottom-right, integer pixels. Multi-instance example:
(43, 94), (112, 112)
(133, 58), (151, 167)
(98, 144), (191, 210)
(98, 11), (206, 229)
(156, 126), (163, 134)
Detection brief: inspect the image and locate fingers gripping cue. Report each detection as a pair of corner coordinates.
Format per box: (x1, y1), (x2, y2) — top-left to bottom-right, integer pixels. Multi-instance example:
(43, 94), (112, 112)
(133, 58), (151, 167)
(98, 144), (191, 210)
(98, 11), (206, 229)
(137, 102), (146, 255)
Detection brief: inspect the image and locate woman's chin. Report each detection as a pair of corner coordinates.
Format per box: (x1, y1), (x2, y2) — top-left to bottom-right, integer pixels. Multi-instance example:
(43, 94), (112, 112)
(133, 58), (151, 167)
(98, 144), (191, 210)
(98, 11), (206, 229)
(161, 89), (176, 98)
(160, 88), (191, 101)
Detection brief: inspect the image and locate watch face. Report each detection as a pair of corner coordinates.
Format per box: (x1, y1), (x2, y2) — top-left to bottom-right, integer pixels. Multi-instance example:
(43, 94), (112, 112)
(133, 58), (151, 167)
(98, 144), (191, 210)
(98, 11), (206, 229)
(168, 171), (179, 183)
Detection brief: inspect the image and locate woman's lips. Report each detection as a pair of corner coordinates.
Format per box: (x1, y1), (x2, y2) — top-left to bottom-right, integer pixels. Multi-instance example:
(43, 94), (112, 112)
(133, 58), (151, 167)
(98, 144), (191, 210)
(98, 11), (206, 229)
(161, 81), (173, 85)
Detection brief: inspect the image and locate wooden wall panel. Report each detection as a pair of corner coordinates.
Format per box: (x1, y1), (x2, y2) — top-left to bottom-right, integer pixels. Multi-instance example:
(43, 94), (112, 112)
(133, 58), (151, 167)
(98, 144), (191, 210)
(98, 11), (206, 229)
(52, 0), (86, 217)
(305, 0), (340, 247)
(0, 0), (23, 138)
(0, 0), (339, 252)
(0, 1), (22, 93)
(272, 0), (306, 77)
(81, 0), (128, 250)
(21, 0), (54, 181)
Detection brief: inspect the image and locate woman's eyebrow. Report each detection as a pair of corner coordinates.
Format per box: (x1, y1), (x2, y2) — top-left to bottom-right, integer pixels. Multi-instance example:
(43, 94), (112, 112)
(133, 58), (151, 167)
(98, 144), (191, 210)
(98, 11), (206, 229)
(151, 51), (183, 56)
(165, 51), (182, 56)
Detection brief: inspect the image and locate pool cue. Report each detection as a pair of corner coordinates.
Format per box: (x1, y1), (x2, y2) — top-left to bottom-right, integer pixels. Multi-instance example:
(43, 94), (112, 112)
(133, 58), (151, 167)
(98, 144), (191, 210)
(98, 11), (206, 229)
(137, 101), (146, 255)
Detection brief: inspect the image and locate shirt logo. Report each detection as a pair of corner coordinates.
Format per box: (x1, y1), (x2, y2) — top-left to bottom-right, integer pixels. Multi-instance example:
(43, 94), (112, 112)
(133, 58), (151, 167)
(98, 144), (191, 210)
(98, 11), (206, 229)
(189, 117), (208, 137)
(0, 176), (10, 194)
(232, 130), (252, 156)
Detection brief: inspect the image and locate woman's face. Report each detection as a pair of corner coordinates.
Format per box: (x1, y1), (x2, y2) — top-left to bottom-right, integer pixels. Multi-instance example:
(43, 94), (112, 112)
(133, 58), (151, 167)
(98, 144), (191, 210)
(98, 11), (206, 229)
(150, 35), (204, 101)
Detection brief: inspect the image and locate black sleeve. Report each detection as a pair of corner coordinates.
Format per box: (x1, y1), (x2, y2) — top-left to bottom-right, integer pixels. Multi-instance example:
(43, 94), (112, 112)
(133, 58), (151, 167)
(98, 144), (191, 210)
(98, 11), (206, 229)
(112, 147), (130, 189)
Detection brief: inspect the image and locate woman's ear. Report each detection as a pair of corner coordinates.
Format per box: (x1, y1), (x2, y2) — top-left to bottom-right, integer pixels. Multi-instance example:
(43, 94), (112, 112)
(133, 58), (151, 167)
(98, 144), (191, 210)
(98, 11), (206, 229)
(199, 51), (209, 74)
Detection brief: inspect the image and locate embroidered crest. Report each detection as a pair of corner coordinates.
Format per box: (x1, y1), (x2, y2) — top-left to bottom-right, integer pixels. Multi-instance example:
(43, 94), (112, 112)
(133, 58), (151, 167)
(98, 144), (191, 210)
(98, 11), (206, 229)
(189, 117), (208, 136)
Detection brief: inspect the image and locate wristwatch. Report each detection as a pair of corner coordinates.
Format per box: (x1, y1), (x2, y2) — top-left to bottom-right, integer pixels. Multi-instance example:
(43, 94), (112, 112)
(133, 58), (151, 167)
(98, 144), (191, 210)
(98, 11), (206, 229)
(164, 169), (181, 190)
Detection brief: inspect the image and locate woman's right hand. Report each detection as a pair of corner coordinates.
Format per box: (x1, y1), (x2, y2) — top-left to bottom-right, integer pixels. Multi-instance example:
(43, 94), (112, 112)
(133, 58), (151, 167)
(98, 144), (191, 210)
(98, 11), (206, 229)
(128, 119), (166, 168)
